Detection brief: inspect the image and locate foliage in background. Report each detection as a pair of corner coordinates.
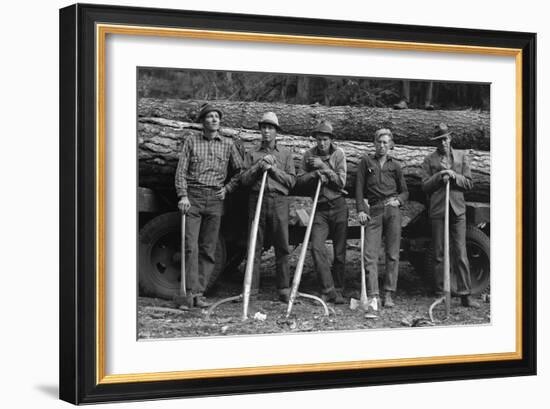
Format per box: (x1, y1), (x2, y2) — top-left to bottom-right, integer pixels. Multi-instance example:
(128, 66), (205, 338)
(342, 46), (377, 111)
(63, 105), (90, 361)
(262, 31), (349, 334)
(138, 68), (489, 110)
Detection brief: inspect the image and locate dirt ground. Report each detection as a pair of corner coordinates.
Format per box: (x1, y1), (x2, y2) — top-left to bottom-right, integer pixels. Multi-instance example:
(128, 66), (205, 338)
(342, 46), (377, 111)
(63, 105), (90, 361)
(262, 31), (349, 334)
(138, 240), (490, 339)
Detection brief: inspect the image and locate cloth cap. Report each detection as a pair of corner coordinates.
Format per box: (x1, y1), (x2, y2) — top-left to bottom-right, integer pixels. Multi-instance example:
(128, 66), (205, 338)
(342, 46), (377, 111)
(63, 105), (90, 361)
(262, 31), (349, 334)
(312, 120), (334, 137)
(196, 103), (223, 122)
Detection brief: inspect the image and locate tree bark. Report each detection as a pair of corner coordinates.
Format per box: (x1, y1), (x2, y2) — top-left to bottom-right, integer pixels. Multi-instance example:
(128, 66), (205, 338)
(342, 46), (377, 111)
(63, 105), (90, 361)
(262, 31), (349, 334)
(138, 118), (490, 203)
(138, 98), (490, 150)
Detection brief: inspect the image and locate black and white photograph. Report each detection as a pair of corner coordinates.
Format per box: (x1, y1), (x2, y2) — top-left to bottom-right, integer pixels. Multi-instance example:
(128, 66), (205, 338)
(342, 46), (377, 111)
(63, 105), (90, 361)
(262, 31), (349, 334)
(53, 2), (537, 406)
(137, 68), (491, 339)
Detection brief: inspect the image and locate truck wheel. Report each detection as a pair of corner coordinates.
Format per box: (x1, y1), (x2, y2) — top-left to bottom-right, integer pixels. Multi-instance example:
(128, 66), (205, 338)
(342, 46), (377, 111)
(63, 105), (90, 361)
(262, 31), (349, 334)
(139, 212), (226, 299)
(424, 225), (490, 296)
(465, 225), (490, 295)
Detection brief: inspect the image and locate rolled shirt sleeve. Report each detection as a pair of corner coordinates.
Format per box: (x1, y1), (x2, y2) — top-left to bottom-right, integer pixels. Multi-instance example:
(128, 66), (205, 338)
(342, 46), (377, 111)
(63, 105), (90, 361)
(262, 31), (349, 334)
(175, 138), (191, 198)
(355, 156), (368, 213)
(295, 150), (318, 189)
(421, 155), (441, 195)
(240, 151), (263, 187)
(224, 142), (245, 193)
(453, 151), (474, 191)
(395, 162), (409, 205)
(326, 148), (347, 190)
(269, 149), (296, 190)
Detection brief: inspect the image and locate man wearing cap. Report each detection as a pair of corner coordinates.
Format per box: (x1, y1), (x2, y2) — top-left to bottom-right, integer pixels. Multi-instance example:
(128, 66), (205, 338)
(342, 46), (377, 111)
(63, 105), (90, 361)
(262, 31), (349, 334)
(240, 112), (296, 302)
(296, 121), (347, 304)
(356, 128), (408, 308)
(421, 123), (480, 308)
(175, 103), (244, 308)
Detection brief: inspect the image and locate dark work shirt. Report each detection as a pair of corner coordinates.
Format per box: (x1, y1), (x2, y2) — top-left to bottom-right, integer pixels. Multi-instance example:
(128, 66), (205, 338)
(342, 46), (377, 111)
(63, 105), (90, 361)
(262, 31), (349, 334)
(355, 154), (408, 214)
(240, 141), (296, 195)
(296, 143), (347, 203)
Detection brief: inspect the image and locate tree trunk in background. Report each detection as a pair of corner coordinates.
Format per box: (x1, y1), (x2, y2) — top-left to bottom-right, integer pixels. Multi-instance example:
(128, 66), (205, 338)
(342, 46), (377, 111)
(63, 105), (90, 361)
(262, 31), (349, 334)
(296, 77), (310, 104)
(138, 117), (490, 203)
(138, 98), (490, 150)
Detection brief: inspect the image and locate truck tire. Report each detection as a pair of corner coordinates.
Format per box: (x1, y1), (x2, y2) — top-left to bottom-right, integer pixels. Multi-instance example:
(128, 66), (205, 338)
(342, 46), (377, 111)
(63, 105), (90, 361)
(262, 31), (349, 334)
(139, 212), (226, 299)
(465, 225), (490, 295)
(424, 225), (490, 295)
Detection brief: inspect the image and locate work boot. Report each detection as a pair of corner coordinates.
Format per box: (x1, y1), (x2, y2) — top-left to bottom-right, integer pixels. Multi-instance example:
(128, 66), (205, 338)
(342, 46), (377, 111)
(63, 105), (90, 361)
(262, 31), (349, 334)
(461, 295), (481, 309)
(194, 295), (212, 308)
(335, 288), (347, 304)
(249, 288), (259, 300)
(321, 289), (346, 304)
(393, 99), (408, 109)
(334, 289), (346, 304)
(383, 292), (395, 308)
(278, 288), (290, 303)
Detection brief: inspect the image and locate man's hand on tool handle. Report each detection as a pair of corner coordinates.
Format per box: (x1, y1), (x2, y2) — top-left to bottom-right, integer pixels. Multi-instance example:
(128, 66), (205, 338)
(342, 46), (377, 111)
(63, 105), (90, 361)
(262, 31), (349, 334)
(260, 160), (272, 171)
(263, 154), (276, 165)
(385, 198), (401, 207)
(260, 155), (275, 171)
(358, 211), (371, 225)
(316, 170), (328, 184)
(178, 197), (191, 214)
(440, 169), (456, 181)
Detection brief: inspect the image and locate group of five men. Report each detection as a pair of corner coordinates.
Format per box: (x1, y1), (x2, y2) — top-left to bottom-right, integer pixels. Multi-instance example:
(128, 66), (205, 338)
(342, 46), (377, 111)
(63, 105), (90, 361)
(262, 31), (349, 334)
(175, 103), (480, 310)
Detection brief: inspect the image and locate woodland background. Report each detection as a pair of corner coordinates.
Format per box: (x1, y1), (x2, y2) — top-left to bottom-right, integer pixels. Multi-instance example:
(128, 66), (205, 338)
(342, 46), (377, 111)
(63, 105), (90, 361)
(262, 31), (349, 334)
(138, 68), (490, 110)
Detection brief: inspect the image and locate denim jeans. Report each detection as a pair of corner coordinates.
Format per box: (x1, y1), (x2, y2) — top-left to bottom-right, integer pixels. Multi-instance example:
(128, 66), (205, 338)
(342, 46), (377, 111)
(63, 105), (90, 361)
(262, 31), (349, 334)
(248, 192), (290, 292)
(363, 204), (402, 296)
(431, 211), (471, 295)
(185, 187), (224, 294)
(310, 197), (348, 293)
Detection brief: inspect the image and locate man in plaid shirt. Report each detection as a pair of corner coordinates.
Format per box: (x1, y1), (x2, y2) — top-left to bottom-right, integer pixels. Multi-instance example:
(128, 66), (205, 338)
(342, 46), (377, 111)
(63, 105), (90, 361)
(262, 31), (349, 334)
(175, 103), (244, 308)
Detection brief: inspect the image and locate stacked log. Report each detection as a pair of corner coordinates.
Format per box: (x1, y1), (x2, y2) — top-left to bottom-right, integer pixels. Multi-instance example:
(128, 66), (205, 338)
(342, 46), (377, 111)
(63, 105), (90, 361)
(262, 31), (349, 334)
(138, 98), (490, 151)
(139, 117), (490, 203)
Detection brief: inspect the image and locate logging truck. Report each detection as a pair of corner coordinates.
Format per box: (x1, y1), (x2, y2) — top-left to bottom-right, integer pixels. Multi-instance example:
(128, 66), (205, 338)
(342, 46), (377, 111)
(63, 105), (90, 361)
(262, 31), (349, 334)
(137, 101), (490, 300)
(138, 185), (489, 300)
(139, 144), (490, 301)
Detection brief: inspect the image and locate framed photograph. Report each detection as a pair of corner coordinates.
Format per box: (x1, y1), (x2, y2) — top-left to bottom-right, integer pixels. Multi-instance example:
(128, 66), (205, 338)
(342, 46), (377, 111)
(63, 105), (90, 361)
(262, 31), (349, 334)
(59, 3), (536, 405)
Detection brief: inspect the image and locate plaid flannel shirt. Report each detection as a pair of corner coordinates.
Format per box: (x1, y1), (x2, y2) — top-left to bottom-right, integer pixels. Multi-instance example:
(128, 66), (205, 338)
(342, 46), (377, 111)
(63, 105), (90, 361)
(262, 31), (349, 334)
(175, 133), (244, 198)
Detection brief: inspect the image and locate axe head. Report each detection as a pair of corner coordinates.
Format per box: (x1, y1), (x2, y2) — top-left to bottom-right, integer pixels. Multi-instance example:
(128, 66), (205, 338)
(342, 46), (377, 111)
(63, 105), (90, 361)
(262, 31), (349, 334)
(173, 293), (194, 308)
(350, 297), (373, 312)
(359, 292), (369, 307)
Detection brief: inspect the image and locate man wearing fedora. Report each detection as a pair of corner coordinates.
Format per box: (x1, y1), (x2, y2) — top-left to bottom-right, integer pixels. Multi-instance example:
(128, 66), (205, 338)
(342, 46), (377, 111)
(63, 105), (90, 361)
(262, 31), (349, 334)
(240, 112), (296, 302)
(175, 103), (244, 308)
(356, 128), (408, 308)
(296, 121), (348, 304)
(421, 123), (480, 308)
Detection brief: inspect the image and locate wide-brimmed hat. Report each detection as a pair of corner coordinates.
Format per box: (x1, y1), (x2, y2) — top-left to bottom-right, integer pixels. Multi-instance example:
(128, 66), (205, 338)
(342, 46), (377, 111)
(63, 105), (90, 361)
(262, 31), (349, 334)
(258, 112), (281, 131)
(312, 120), (334, 137)
(196, 103), (223, 122)
(430, 123), (452, 140)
